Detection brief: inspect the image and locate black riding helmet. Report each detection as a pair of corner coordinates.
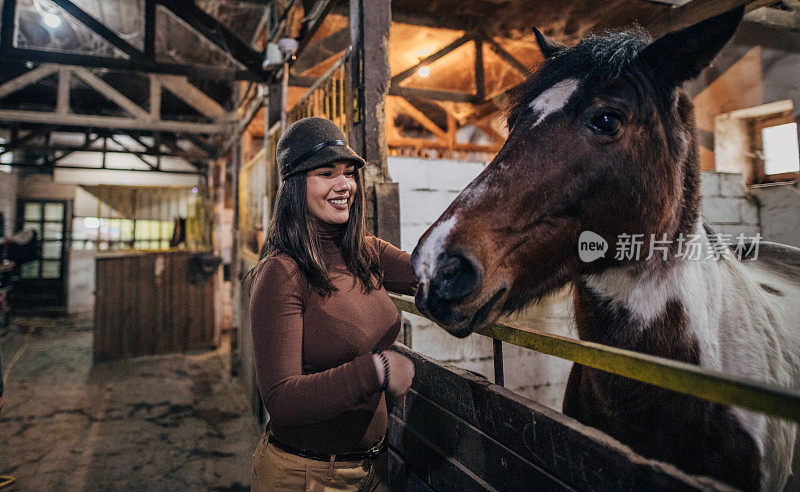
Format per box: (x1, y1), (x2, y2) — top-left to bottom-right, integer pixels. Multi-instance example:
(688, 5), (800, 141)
(276, 117), (366, 179)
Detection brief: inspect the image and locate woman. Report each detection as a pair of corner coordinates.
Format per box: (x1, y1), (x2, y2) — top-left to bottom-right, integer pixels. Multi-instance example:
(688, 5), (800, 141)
(249, 117), (417, 491)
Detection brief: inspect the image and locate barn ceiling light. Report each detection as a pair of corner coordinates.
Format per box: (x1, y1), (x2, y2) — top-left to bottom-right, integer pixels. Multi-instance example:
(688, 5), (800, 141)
(42, 12), (61, 29)
(418, 66), (430, 78)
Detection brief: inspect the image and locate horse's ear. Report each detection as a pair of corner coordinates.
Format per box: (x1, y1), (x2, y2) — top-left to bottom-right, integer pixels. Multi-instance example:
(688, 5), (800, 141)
(533, 27), (566, 59)
(639, 6), (744, 87)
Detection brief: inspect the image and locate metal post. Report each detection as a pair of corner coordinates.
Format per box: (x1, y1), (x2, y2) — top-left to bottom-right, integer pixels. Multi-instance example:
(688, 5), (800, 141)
(493, 339), (504, 387)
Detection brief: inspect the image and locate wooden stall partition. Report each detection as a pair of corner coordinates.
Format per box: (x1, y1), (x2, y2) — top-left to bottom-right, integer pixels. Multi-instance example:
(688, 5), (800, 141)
(94, 251), (217, 361)
(388, 344), (731, 492)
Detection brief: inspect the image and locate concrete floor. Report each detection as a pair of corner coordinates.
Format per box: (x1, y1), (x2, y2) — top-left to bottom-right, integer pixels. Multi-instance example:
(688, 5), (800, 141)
(0, 312), (259, 491)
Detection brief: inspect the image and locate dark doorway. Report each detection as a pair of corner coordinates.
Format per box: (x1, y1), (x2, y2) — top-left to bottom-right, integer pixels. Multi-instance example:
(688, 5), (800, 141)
(15, 200), (70, 307)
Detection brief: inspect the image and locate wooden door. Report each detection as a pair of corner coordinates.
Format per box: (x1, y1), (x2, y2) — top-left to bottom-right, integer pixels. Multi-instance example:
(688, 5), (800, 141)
(15, 200), (70, 307)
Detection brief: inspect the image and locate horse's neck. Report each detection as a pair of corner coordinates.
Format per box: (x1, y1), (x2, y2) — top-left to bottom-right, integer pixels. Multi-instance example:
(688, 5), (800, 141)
(575, 222), (722, 365)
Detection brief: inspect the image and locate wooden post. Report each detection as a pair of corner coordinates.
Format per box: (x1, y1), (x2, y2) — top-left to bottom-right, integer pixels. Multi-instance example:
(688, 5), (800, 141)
(229, 145), (241, 377)
(348, 0), (398, 244)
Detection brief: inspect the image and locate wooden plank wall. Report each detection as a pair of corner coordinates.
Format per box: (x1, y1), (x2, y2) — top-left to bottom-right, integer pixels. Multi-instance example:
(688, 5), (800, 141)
(388, 344), (729, 491)
(94, 251), (217, 361)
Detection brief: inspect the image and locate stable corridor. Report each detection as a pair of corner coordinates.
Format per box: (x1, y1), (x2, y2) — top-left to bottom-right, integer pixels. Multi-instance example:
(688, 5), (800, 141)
(0, 312), (258, 491)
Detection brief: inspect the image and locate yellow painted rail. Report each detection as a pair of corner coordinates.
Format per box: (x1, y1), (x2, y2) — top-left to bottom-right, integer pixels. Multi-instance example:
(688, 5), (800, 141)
(390, 294), (800, 423)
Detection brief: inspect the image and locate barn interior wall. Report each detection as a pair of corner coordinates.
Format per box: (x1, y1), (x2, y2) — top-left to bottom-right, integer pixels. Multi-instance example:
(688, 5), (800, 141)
(389, 156), (766, 410)
(688, 21), (800, 173)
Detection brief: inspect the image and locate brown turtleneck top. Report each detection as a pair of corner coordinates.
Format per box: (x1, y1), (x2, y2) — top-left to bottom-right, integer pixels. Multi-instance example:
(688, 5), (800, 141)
(249, 224), (417, 454)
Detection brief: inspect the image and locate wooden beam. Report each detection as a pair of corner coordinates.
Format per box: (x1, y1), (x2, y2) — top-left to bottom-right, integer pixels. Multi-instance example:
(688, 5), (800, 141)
(389, 86), (481, 103)
(5, 161), (205, 175)
(474, 38), (485, 100)
(390, 34), (473, 87)
(155, 75), (226, 119)
(0, 0), (16, 49)
(0, 46), (268, 81)
(388, 136), (501, 153)
(0, 109), (229, 133)
(388, 96), (448, 141)
(297, 0), (339, 55)
(144, 0), (156, 58)
(0, 64), (59, 99)
(293, 27), (348, 74)
(56, 68), (71, 114)
(70, 66), (149, 119)
(157, 0), (263, 70)
(646, 0), (770, 38)
(481, 33), (533, 77)
(349, 0), (392, 238)
(149, 75), (161, 119)
(50, 0), (143, 59)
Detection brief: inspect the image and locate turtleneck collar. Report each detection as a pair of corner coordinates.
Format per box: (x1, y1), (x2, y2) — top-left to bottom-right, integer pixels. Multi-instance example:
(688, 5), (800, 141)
(313, 219), (344, 244)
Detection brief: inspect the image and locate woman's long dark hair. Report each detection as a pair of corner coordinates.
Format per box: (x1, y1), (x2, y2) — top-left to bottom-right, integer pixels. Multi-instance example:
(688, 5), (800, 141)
(255, 168), (383, 296)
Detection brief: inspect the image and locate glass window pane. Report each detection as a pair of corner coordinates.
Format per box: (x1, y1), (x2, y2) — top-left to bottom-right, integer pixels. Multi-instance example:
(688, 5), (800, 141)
(43, 222), (63, 239)
(42, 260), (60, 279)
(763, 123), (800, 175)
(23, 222), (42, 234)
(21, 260), (40, 279)
(24, 203), (41, 221)
(160, 240), (168, 250)
(43, 241), (62, 259)
(44, 203), (64, 221)
(98, 241), (109, 251)
(72, 218), (87, 240)
(120, 220), (134, 242)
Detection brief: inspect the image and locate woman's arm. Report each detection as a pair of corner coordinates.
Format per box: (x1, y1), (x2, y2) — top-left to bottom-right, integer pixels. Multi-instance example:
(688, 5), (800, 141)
(249, 257), (382, 426)
(369, 237), (418, 295)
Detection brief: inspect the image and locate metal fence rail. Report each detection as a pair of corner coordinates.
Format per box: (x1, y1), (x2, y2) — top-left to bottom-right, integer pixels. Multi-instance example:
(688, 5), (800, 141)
(389, 293), (800, 423)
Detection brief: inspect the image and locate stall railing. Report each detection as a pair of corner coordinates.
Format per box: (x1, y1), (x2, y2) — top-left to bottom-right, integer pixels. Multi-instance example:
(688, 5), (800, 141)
(390, 293), (800, 423)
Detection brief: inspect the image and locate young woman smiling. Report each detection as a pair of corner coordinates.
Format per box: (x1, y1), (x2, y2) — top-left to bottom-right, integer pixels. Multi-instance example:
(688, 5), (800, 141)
(249, 117), (417, 491)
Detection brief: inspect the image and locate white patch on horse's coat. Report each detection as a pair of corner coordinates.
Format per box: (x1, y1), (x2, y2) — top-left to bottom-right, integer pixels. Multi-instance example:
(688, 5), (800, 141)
(581, 219), (800, 487)
(529, 78), (580, 128)
(414, 215), (457, 282)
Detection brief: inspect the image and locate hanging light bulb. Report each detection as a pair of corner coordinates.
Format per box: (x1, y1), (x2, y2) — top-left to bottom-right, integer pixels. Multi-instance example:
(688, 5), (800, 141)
(43, 12), (61, 29)
(418, 66), (430, 78)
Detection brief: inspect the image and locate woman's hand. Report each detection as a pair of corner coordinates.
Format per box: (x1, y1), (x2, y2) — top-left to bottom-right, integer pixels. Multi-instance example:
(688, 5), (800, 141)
(372, 351), (415, 397)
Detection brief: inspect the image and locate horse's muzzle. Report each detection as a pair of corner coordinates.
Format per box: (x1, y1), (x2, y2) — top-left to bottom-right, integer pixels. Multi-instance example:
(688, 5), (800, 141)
(414, 251), (481, 330)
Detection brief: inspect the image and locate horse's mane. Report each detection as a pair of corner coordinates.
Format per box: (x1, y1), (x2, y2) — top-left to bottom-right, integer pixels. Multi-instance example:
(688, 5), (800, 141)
(506, 29), (652, 131)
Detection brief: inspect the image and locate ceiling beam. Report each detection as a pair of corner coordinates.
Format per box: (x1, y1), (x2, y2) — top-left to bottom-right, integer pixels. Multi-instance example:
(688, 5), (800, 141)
(70, 66), (150, 119)
(646, 0), (772, 38)
(297, 0), (339, 56)
(0, 47), (268, 81)
(157, 0), (263, 71)
(154, 75), (226, 119)
(388, 96), (448, 141)
(0, 109), (229, 133)
(480, 32), (533, 77)
(49, 0), (144, 60)
(4, 161), (205, 175)
(0, 64), (59, 99)
(390, 33), (473, 87)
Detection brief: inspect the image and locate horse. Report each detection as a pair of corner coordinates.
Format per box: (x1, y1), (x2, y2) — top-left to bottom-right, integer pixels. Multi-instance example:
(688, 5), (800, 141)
(411, 7), (800, 490)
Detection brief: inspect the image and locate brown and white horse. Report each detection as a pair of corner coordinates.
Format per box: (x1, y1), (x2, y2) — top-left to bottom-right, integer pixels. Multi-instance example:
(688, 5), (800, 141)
(412, 8), (800, 491)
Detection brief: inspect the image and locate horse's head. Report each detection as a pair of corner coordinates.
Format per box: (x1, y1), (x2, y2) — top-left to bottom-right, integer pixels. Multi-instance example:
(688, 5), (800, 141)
(412, 8), (744, 337)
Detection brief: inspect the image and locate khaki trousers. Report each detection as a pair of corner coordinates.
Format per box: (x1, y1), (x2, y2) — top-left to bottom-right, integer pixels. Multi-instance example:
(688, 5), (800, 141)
(251, 432), (388, 492)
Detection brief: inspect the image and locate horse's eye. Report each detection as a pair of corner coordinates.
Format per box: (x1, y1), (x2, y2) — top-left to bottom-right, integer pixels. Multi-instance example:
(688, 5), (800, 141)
(588, 112), (623, 136)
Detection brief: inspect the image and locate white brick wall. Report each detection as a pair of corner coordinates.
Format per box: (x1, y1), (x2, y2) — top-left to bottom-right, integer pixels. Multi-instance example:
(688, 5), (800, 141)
(389, 158), (767, 411)
(700, 171), (761, 237)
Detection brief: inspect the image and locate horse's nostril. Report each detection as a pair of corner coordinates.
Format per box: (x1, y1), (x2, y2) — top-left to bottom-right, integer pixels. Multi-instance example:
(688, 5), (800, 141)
(431, 252), (481, 302)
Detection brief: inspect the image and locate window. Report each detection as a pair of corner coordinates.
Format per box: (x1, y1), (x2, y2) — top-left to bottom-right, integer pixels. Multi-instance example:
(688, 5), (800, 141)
(752, 112), (799, 183)
(72, 217), (174, 251)
(762, 123), (800, 176)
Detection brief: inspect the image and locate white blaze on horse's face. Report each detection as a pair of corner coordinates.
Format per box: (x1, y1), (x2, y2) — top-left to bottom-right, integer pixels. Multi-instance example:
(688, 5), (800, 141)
(413, 215), (457, 285)
(528, 78), (580, 128)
